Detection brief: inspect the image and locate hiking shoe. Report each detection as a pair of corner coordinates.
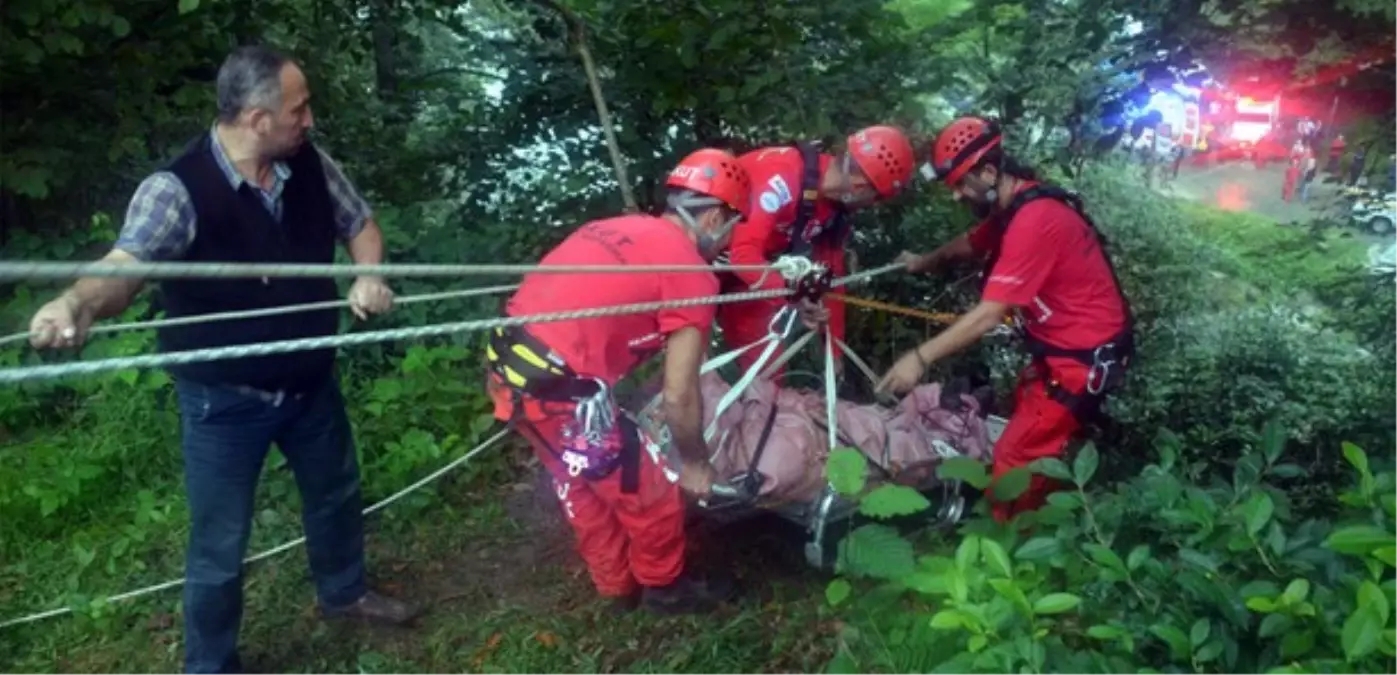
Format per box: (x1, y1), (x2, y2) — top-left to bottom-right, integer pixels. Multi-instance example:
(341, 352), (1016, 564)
(640, 571), (737, 615)
(320, 590), (420, 625)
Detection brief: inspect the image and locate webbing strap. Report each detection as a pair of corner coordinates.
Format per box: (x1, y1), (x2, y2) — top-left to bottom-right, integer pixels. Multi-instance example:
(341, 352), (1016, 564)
(824, 324), (839, 452)
(785, 142), (847, 258)
(704, 308), (798, 443)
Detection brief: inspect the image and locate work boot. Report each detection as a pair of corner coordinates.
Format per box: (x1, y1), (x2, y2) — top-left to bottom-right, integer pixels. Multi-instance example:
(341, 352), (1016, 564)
(605, 589), (642, 616)
(320, 590), (420, 625)
(640, 571), (737, 615)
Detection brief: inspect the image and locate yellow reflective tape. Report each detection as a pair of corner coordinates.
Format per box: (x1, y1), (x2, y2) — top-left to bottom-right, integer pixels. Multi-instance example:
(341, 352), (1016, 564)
(803, 189), (819, 199)
(486, 344), (498, 362)
(511, 344), (551, 370)
(504, 366), (527, 388)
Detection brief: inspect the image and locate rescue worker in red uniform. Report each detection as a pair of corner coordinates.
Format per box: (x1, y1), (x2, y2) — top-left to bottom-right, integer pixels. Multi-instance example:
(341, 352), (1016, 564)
(877, 116), (1134, 523)
(718, 126), (917, 376)
(486, 149), (751, 614)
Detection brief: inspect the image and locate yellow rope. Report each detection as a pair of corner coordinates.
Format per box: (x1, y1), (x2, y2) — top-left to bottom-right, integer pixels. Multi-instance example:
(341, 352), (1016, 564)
(827, 293), (959, 325)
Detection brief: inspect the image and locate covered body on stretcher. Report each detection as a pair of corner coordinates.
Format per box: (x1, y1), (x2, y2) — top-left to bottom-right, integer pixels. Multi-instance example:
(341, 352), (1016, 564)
(633, 372), (1006, 525)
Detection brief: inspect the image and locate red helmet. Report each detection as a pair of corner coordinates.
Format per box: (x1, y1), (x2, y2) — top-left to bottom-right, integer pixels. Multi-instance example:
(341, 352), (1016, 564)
(846, 125), (915, 197)
(665, 149), (752, 218)
(930, 116), (1002, 186)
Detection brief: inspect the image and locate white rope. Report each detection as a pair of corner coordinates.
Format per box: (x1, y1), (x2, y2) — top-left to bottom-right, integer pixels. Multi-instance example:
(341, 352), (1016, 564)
(0, 427), (511, 630)
(0, 260), (777, 282)
(824, 324), (839, 452)
(0, 284), (521, 349)
(832, 261), (906, 289)
(0, 287), (792, 385)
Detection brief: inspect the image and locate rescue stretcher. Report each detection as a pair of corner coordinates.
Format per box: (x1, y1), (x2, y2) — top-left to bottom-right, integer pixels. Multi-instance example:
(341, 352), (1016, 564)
(624, 307), (1008, 570)
(628, 396), (1006, 570)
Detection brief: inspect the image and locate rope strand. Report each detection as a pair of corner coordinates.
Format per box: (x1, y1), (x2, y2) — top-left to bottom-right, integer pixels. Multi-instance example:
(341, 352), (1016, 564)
(0, 428), (511, 630)
(0, 288), (793, 384)
(0, 284), (521, 349)
(0, 260), (778, 282)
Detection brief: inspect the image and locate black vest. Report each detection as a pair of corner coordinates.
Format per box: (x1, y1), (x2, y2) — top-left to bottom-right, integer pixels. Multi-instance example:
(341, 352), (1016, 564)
(157, 134), (340, 392)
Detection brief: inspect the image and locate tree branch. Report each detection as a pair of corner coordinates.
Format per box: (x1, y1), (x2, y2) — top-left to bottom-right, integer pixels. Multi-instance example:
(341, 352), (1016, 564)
(528, 0), (638, 212)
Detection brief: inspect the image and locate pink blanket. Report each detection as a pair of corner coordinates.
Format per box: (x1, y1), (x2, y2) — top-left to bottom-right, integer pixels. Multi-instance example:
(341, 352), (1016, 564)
(693, 373), (993, 505)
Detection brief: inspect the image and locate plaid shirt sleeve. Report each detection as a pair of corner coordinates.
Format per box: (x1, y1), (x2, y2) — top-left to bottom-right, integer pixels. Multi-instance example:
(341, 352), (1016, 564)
(114, 171), (197, 261)
(316, 147), (372, 241)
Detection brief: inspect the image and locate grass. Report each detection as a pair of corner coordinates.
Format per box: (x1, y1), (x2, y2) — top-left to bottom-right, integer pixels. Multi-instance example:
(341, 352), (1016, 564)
(0, 444), (838, 673)
(1172, 198), (1372, 303)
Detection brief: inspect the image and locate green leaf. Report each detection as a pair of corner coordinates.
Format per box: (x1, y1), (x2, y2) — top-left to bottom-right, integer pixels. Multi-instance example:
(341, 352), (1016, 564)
(1190, 618), (1211, 648)
(827, 448), (868, 496)
(837, 524), (915, 581)
(1243, 491), (1275, 536)
(1259, 613), (1294, 638)
(1281, 579), (1311, 605)
(1373, 546), (1396, 568)
(111, 16), (131, 38)
(825, 579), (852, 607)
(1270, 463), (1308, 478)
(989, 578), (1032, 616)
(178, 0), (200, 14)
(1341, 603), (1383, 662)
(1149, 624), (1191, 660)
(956, 536), (982, 573)
(1031, 593), (1080, 615)
(1177, 548), (1220, 573)
(1015, 537), (1062, 561)
(1072, 444), (1100, 486)
(859, 484), (931, 518)
(1195, 639), (1225, 663)
(937, 457), (990, 489)
(1046, 491), (1082, 510)
(1084, 543), (1127, 574)
(980, 539), (1013, 578)
(1127, 544), (1150, 571)
(1358, 581), (1390, 625)
(967, 634), (988, 653)
(1341, 441), (1371, 475)
(1246, 596), (1279, 613)
(1325, 525), (1395, 556)
(991, 467), (1031, 501)
(930, 608), (971, 630)
(1280, 630), (1315, 659)
(1029, 457), (1073, 481)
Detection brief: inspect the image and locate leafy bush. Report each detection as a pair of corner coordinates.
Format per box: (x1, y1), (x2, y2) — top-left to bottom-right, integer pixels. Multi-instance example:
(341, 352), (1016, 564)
(822, 422), (1397, 673)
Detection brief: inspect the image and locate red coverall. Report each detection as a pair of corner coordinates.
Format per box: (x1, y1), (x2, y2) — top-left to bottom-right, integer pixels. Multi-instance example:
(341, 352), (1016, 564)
(488, 214), (718, 598)
(967, 183), (1130, 522)
(718, 147), (849, 376)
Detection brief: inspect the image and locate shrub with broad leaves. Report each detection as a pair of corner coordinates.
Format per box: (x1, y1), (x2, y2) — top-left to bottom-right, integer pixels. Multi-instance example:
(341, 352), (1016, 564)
(822, 420), (1397, 673)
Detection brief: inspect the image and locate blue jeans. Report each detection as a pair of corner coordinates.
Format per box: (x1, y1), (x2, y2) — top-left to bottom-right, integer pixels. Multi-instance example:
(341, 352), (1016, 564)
(175, 374), (367, 673)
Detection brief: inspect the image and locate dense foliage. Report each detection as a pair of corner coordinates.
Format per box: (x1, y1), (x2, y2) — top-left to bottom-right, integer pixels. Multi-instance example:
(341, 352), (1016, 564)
(0, 0), (1393, 671)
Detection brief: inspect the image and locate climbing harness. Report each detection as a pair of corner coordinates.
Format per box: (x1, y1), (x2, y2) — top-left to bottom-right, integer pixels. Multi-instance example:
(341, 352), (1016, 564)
(980, 184), (1137, 424)
(784, 141), (850, 258)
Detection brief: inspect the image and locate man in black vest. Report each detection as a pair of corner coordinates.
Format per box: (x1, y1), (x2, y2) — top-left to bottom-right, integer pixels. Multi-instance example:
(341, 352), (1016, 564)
(27, 45), (414, 673)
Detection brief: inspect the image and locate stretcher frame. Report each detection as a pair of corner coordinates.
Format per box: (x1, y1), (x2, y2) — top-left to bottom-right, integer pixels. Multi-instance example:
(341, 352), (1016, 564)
(628, 310), (1007, 570)
(629, 404), (1007, 570)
